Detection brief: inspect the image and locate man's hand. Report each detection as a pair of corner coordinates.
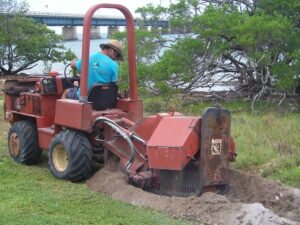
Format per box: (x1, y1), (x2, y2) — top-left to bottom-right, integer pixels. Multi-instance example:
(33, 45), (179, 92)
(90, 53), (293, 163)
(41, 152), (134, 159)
(73, 81), (79, 87)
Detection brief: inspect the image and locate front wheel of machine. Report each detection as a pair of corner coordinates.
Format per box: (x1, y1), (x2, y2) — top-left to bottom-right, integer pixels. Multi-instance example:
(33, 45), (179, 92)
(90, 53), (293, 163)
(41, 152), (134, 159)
(48, 130), (93, 182)
(8, 120), (42, 165)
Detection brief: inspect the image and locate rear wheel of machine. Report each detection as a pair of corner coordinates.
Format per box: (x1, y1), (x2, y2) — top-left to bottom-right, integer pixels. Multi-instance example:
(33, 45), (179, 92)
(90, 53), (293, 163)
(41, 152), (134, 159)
(48, 130), (92, 182)
(8, 120), (42, 165)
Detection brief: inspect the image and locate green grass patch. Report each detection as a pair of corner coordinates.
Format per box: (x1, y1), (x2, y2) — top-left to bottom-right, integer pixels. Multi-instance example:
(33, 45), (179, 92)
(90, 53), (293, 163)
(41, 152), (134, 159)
(233, 112), (300, 187)
(231, 112), (300, 182)
(0, 157), (187, 225)
(270, 167), (300, 187)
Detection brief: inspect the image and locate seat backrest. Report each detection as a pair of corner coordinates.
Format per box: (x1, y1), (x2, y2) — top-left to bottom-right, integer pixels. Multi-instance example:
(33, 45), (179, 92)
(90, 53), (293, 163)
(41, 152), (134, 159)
(87, 83), (118, 110)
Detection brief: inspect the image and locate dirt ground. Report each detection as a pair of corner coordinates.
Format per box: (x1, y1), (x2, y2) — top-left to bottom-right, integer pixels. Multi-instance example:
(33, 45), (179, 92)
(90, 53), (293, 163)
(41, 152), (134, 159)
(86, 162), (300, 225)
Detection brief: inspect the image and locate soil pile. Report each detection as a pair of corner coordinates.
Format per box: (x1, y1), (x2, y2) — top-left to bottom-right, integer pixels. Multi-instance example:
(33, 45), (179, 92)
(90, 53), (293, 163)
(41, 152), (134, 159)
(86, 163), (300, 225)
(227, 170), (300, 222)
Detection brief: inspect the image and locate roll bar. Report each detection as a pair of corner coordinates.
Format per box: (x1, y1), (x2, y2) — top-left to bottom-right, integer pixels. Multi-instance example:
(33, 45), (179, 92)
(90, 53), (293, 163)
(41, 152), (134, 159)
(79, 4), (137, 102)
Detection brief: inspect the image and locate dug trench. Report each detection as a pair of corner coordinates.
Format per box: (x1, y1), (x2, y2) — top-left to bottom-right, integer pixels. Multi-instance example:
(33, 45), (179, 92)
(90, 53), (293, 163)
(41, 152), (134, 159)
(86, 161), (300, 225)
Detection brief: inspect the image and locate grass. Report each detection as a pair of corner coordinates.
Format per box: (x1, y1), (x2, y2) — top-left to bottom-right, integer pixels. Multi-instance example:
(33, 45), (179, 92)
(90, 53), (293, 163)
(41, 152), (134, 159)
(0, 95), (189, 225)
(0, 158), (187, 225)
(232, 112), (300, 186)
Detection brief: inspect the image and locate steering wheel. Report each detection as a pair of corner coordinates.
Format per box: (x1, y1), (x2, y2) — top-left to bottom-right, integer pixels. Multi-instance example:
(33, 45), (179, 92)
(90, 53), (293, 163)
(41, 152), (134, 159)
(64, 63), (80, 87)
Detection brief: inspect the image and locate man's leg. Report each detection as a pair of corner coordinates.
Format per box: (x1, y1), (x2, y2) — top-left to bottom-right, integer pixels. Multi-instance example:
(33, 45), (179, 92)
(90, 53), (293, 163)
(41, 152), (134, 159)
(61, 87), (79, 99)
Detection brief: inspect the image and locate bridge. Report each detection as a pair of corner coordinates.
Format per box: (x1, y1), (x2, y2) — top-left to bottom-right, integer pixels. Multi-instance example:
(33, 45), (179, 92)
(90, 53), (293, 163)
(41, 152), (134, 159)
(26, 12), (169, 40)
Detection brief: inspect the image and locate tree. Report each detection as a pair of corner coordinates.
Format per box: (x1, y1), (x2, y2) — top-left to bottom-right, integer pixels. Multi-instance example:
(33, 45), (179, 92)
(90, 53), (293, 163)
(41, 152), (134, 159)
(112, 27), (167, 93)
(123, 0), (300, 105)
(0, 0), (28, 14)
(0, 0), (75, 75)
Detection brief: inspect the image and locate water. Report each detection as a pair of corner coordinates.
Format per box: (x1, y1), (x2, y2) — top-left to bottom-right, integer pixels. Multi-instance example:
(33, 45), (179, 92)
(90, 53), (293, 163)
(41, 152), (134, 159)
(26, 34), (176, 75)
(25, 35), (234, 92)
(26, 38), (109, 75)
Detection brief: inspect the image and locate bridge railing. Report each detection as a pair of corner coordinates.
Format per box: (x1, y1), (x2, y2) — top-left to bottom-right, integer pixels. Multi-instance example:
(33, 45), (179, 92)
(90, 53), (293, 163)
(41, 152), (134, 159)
(25, 11), (169, 28)
(27, 11), (134, 19)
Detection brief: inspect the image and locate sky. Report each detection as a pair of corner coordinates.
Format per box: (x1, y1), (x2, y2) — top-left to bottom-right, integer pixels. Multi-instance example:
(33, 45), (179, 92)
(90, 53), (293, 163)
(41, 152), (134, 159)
(26, 0), (169, 15)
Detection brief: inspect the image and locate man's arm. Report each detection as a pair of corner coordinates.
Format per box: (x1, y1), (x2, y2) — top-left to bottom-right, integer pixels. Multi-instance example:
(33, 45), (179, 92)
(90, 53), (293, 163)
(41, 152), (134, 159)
(70, 58), (77, 70)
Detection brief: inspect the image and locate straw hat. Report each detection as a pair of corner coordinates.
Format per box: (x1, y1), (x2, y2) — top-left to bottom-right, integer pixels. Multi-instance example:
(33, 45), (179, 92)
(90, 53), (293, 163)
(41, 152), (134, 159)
(100, 39), (123, 60)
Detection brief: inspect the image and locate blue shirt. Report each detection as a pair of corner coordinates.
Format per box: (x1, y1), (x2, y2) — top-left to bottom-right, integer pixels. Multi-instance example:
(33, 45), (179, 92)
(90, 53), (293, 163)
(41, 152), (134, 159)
(75, 52), (118, 97)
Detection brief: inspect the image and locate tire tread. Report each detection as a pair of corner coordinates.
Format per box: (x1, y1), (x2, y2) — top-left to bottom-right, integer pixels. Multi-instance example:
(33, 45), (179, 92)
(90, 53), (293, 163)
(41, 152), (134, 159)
(8, 120), (42, 165)
(48, 130), (92, 182)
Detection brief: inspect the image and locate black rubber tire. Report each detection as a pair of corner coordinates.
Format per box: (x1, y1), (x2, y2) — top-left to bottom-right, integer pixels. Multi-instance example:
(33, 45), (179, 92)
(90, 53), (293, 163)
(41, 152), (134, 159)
(48, 130), (92, 182)
(8, 120), (42, 165)
(217, 184), (230, 195)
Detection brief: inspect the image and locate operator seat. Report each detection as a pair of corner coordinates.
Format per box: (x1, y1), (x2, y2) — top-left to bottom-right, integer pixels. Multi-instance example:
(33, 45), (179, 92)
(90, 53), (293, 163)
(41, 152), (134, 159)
(87, 83), (118, 110)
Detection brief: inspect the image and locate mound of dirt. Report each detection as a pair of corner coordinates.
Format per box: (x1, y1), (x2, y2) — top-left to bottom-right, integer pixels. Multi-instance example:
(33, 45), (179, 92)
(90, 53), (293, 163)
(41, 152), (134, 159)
(227, 170), (300, 222)
(86, 163), (300, 225)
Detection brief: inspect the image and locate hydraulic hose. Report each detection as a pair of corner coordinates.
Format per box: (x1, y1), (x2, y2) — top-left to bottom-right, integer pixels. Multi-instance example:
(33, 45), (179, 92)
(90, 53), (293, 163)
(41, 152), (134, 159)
(93, 117), (135, 174)
(64, 62), (71, 77)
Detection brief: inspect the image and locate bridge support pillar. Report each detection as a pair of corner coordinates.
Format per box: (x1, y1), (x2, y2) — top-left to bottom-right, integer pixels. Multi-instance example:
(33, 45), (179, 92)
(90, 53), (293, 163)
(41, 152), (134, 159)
(62, 26), (78, 40)
(91, 26), (101, 39)
(107, 26), (119, 37)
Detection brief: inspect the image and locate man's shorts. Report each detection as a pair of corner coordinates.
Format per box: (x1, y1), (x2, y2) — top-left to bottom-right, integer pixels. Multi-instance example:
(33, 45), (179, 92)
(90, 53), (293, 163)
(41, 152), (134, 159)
(66, 87), (79, 100)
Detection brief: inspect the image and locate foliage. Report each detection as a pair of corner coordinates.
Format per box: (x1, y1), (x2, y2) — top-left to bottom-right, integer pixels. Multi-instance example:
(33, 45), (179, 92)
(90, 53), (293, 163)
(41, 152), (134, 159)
(0, 0), (75, 75)
(258, 0), (300, 25)
(121, 0), (300, 105)
(112, 28), (167, 93)
(0, 0), (28, 14)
